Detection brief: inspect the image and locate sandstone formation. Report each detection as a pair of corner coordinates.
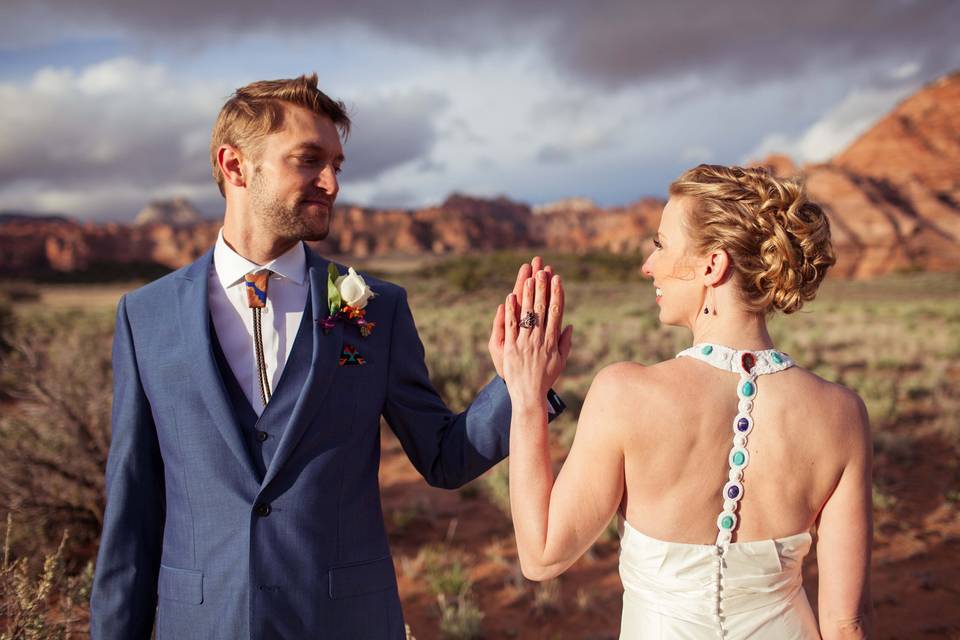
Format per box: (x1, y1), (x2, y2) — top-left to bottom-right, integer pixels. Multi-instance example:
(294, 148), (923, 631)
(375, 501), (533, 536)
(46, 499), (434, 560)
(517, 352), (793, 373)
(761, 71), (960, 277)
(134, 197), (204, 227)
(1, 71), (958, 278)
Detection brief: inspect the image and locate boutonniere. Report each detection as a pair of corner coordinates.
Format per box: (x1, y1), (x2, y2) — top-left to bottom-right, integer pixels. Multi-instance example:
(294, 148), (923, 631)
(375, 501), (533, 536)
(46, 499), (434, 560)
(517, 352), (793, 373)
(320, 264), (377, 337)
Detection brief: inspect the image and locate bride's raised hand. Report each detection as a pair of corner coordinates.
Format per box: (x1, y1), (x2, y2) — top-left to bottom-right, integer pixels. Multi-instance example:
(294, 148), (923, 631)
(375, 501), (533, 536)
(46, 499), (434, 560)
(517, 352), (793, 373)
(503, 270), (573, 410)
(488, 256), (551, 379)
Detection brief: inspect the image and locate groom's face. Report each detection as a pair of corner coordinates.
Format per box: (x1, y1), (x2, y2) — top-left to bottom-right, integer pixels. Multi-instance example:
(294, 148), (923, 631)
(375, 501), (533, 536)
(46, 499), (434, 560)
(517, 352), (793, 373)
(246, 104), (344, 242)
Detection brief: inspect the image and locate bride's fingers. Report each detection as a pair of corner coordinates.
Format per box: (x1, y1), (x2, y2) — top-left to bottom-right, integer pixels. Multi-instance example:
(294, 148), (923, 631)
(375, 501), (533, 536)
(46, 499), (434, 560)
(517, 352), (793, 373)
(531, 256), (543, 274)
(555, 276), (566, 340)
(519, 277), (535, 345)
(490, 303), (504, 347)
(505, 294), (519, 347)
(533, 270), (548, 344)
(512, 263), (532, 303)
(545, 274), (562, 343)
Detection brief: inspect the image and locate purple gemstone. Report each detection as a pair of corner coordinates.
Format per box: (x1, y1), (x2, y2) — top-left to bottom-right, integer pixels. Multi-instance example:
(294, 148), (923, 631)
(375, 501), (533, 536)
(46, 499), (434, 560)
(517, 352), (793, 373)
(737, 418), (749, 431)
(727, 486), (740, 499)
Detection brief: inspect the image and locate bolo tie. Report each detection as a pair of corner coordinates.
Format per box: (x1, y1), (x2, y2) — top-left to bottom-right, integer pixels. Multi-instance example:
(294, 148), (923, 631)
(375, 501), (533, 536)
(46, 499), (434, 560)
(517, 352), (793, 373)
(243, 270), (273, 408)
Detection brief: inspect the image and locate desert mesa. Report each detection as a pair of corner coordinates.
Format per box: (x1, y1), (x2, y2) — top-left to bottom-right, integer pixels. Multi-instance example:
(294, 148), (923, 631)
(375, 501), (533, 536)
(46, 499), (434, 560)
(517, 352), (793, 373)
(2, 71), (958, 280)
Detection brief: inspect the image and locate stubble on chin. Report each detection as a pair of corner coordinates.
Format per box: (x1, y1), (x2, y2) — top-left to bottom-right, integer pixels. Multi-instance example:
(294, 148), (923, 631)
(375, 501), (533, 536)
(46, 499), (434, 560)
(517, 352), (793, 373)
(250, 187), (331, 243)
(276, 201), (331, 242)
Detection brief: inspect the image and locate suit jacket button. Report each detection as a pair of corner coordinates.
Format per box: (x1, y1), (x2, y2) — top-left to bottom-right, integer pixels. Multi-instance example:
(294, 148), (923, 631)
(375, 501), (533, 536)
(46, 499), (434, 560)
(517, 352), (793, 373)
(255, 430), (268, 442)
(254, 502), (271, 517)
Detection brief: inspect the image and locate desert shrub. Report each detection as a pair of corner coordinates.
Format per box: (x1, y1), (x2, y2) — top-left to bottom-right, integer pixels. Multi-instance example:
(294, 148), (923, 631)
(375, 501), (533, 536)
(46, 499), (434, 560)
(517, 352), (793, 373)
(0, 515), (92, 639)
(532, 578), (562, 617)
(436, 593), (483, 640)
(0, 304), (14, 357)
(410, 545), (484, 640)
(0, 310), (113, 562)
(32, 262), (171, 285)
(417, 250), (650, 295)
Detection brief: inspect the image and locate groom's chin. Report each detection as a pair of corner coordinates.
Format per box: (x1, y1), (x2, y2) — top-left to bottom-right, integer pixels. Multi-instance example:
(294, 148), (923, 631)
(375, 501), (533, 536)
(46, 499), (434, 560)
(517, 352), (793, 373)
(300, 229), (330, 242)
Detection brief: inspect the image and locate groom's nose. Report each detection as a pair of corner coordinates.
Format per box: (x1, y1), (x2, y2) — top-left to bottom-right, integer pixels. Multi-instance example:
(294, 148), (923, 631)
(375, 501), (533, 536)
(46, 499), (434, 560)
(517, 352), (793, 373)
(314, 165), (339, 197)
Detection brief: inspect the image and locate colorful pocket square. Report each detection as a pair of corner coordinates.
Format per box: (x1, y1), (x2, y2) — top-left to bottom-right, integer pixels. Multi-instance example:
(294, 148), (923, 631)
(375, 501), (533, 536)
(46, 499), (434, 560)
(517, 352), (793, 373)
(339, 344), (365, 366)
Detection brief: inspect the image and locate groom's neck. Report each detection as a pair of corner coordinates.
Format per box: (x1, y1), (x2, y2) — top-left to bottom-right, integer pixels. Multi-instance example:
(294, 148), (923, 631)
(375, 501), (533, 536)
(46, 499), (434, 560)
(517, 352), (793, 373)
(222, 210), (297, 266)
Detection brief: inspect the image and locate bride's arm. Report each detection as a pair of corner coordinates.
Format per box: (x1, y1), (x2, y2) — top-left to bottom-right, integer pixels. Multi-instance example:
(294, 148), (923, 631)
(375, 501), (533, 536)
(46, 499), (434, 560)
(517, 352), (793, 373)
(815, 392), (873, 639)
(502, 272), (625, 581)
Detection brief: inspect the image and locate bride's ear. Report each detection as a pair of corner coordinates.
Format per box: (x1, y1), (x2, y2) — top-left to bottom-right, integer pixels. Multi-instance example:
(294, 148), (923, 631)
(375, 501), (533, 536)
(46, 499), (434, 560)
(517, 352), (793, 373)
(702, 249), (730, 287)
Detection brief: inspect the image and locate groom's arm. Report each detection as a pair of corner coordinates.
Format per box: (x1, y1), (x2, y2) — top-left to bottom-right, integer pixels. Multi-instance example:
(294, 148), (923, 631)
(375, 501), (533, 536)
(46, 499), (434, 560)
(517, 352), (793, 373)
(382, 288), (515, 490)
(90, 295), (165, 640)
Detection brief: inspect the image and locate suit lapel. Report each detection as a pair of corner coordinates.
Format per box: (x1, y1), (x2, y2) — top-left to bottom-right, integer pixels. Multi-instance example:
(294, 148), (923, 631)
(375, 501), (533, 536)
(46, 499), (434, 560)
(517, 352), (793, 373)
(177, 249), (260, 480)
(261, 250), (343, 489)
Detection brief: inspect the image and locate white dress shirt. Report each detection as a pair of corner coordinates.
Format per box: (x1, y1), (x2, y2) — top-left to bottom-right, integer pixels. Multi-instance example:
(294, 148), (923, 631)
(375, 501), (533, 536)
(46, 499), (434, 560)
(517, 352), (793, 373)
(208, 229), (308, 416)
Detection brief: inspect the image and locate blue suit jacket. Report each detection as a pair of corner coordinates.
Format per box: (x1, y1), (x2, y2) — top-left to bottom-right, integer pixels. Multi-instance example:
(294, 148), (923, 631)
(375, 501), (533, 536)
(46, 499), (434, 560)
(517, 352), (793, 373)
(90, 246), (512, 639)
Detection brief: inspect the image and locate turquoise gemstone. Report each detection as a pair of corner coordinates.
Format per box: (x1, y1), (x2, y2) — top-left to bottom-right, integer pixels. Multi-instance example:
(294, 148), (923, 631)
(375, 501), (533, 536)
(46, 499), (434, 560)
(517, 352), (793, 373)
(742, 381), (755, 396)
(733, 451), (746, 466)
(701, 345), (713, 355)
(721, 516), (734, 529)
(771, 352), (783, 364)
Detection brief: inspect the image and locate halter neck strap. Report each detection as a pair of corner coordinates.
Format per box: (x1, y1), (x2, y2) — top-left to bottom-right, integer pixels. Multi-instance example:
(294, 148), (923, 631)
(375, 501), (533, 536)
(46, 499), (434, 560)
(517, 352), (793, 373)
(676, 344), (795, 376)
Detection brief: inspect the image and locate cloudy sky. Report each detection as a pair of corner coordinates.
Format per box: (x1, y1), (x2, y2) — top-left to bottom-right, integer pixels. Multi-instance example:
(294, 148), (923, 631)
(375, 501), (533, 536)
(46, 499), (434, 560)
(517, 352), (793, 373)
(1, 0), (958, 220)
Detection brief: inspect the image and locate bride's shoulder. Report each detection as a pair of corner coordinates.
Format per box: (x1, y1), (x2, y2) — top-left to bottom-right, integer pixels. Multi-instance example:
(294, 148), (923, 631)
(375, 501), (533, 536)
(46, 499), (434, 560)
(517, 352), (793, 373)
(783, 366), (866, 414)
(785, 367), (869, 433)
(586, 359), (678, 400)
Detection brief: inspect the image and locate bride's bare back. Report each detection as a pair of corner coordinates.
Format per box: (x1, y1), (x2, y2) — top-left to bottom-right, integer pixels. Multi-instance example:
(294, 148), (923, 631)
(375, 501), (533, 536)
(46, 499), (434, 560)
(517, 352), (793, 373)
(617, 356), (868, 544)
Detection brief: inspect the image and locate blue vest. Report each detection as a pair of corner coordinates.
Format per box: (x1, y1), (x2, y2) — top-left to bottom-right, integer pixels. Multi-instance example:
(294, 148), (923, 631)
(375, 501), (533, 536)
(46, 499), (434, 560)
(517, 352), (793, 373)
(210, 291), (314, 480)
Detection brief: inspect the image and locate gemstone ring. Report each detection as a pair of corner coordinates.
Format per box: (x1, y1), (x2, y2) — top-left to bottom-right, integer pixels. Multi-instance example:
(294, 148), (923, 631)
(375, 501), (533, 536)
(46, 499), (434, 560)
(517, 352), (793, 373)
(519, 311), (539, 329)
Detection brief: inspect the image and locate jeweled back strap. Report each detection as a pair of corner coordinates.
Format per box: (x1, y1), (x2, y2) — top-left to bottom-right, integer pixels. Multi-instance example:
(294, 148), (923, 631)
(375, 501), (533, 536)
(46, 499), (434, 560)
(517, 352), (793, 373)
(676, 344), (794, 548)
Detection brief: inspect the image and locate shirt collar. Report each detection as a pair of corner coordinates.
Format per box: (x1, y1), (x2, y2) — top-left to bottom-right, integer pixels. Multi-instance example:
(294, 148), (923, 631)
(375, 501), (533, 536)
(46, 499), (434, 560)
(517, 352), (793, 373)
(213, 229), (307, 288)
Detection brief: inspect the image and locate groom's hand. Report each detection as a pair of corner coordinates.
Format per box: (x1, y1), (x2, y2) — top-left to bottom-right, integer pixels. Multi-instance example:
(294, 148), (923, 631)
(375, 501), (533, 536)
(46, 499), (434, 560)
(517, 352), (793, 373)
(489, 256), (552, 378)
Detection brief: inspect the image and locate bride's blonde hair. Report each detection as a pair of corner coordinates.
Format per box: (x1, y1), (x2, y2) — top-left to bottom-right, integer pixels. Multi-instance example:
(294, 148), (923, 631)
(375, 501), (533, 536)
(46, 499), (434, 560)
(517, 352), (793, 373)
(669, 164), (836, 314)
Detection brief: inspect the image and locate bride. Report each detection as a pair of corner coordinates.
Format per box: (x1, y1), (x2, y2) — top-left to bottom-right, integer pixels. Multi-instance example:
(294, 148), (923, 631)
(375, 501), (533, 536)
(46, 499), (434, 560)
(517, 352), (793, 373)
(497, 164), (873, 639)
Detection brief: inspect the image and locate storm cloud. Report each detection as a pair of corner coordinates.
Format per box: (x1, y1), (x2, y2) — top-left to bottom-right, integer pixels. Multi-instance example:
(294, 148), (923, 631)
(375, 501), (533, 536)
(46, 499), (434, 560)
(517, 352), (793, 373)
(1, 1), (957, 218)
(2, 0), (957, 88)
(0, 59), (448, 218)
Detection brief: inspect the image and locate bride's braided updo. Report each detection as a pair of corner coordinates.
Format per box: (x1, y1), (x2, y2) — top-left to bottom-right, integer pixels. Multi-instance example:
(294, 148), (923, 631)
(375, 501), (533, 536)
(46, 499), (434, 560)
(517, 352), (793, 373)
(669, 164), (836, 314)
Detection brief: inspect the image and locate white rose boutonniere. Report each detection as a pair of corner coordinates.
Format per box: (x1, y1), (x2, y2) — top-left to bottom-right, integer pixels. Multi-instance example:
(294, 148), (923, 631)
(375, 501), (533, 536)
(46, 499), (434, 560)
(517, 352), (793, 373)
(321, 264), (377, 337)
(335, 267), (375, 310)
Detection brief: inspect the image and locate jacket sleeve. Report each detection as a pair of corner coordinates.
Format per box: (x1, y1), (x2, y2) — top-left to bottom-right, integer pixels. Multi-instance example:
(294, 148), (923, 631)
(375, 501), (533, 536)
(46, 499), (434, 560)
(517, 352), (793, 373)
(381, 288), (512, 489)
(90, 294), (165, 639)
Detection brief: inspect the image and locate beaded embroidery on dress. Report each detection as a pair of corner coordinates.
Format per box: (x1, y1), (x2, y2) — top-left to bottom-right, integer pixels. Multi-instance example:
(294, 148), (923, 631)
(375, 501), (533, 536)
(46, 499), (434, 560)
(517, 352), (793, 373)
(617, 345), (821, 639)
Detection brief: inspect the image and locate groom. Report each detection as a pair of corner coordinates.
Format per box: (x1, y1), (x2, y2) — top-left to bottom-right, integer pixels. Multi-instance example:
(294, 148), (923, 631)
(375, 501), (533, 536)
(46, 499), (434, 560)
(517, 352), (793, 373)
(89, 73), (562, 639)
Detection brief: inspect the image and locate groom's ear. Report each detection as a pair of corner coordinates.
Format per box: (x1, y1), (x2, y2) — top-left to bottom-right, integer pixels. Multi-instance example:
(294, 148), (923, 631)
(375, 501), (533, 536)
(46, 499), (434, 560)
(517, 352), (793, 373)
(217, 144), (248, 190)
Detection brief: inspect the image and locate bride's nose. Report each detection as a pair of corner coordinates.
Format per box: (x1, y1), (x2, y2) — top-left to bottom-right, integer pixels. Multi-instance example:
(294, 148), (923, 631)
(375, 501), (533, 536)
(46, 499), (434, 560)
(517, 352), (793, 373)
(641, 253), (655, 278)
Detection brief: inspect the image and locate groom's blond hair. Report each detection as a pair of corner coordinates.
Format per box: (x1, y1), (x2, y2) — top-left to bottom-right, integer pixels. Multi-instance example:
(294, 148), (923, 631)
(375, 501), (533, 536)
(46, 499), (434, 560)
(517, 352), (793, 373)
(210, 73), (351, 196)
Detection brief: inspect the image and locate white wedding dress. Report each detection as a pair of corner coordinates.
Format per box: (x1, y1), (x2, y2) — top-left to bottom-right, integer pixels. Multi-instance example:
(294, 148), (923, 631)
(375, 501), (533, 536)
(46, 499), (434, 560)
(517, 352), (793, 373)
(617, 345), (821, 639)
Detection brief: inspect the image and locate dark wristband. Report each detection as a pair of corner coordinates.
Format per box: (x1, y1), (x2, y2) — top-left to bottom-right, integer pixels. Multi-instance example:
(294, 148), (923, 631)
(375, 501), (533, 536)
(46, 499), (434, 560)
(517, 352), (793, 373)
(546, 388), (566, 422)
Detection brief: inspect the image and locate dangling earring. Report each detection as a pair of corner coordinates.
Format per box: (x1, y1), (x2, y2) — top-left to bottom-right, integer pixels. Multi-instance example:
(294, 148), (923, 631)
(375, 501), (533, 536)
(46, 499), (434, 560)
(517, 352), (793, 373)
(709, 287), (718, 316)
(703, 306), (709, 315)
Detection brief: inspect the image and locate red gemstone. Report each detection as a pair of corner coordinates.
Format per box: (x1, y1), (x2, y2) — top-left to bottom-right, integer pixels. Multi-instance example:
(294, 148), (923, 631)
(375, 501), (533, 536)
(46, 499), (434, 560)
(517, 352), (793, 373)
(741, 353), (756, 373)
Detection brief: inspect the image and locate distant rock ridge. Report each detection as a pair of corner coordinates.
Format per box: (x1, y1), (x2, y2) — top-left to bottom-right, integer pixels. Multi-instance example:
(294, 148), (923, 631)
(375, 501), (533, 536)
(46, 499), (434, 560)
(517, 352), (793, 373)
(134, 197), (203, 227)
(1, 71), (958, 278)
(532, 197), (599, 215)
